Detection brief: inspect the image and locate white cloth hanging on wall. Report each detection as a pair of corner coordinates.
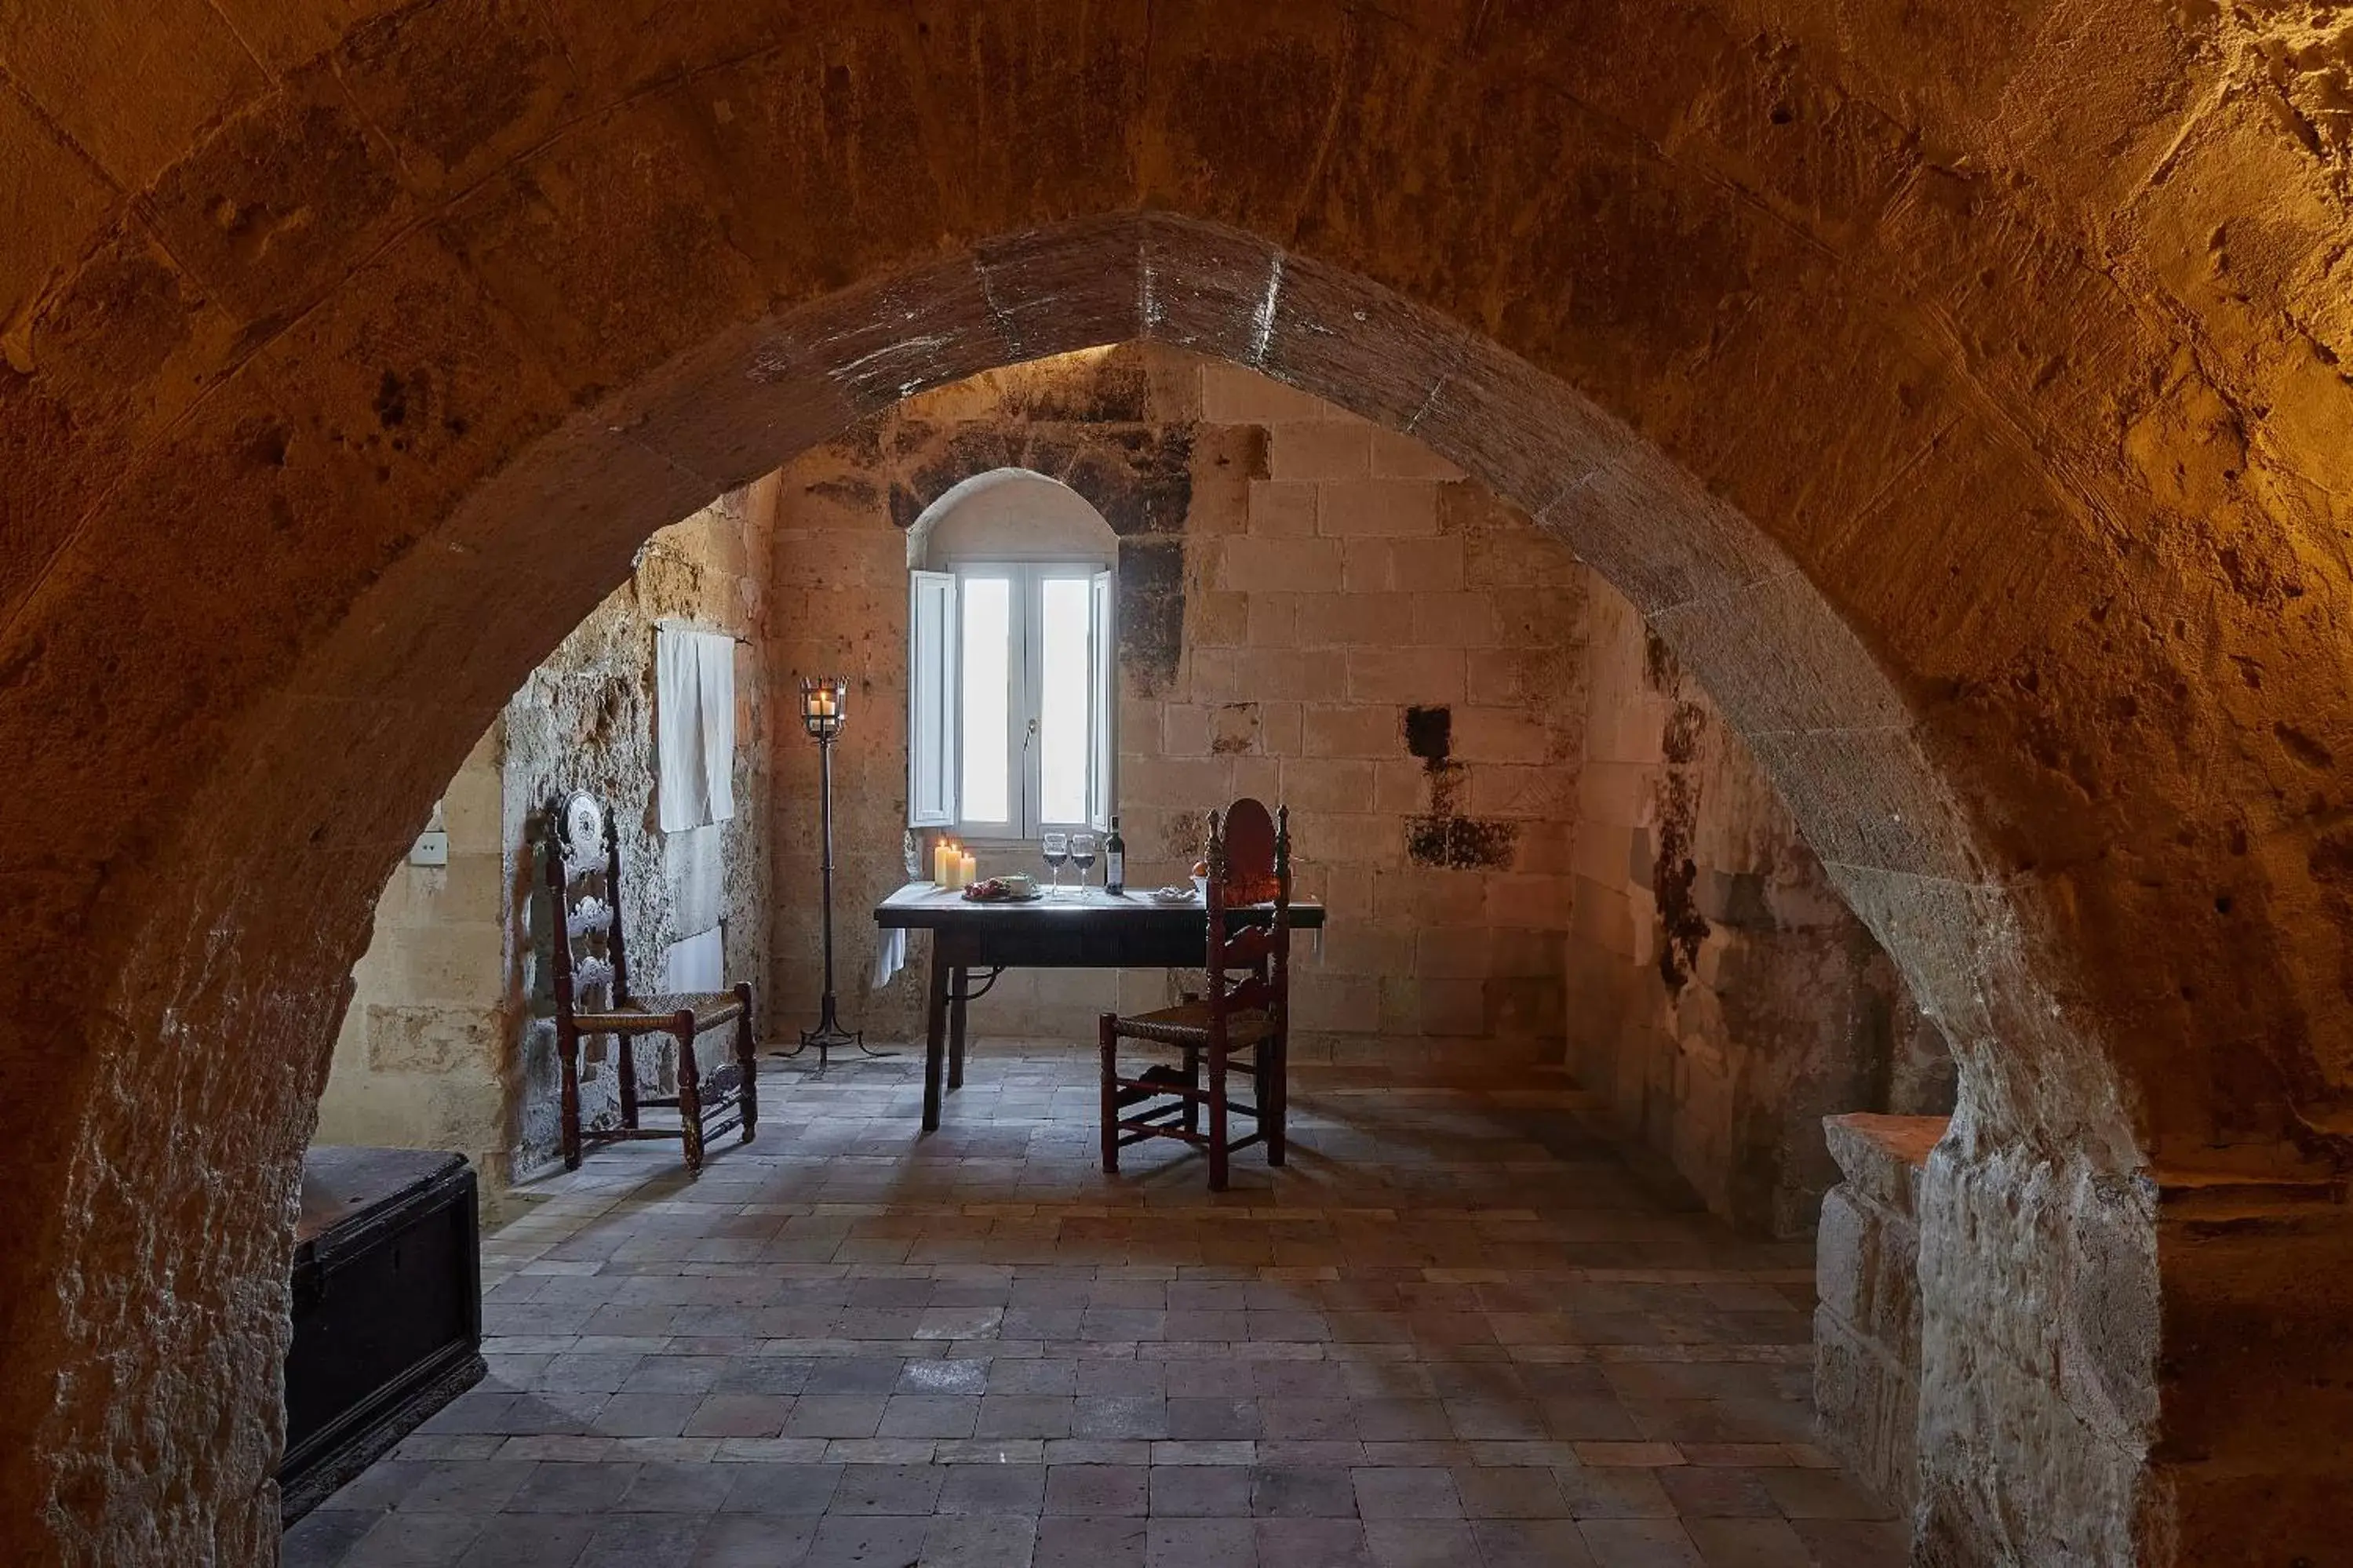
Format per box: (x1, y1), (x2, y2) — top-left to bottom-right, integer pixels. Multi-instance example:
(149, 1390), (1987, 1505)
(664, 824), (727, 934)
(663, 925), (727, 994)
(657, 623), (738, 831)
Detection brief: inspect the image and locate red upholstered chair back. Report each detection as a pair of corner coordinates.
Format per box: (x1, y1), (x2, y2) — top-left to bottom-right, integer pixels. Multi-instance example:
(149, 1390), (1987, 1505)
(1216, 796), (1280, 906)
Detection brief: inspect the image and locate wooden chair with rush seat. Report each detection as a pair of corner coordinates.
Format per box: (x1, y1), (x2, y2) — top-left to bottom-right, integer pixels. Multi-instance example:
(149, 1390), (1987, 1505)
(545, 790), (757, 1175)
(1098, 799), (1293, 1191)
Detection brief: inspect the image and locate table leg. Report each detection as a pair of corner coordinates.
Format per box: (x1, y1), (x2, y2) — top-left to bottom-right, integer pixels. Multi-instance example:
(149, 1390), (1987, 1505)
(923, 948), (950, 1132)
(948, 967), (969, 1091)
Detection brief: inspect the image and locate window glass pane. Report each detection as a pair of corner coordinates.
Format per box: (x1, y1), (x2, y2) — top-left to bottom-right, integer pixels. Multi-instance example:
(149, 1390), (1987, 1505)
(960, 576), (1011, 824)
(1038, 577), (1092, 825)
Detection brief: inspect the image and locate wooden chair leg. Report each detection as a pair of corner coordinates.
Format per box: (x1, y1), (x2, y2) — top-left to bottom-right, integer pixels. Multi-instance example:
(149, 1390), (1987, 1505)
(1098, 1014), (1120, 1175)
(734, 982), (758, 1145)
(1207, 1031), (1229, 1193)
(558, 1024), (583, 1171)
(675, 1016), (705, 1175)
(1183, 1043), (1200, 1137)
(616, 1031), (640, 1130)
(1266, 1030), (1287, 1167)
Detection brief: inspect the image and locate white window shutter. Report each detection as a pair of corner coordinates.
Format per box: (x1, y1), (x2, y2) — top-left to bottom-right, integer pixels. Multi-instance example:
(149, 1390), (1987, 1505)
(909, 570), (958, 828)
(1089, 569), (1115, 830)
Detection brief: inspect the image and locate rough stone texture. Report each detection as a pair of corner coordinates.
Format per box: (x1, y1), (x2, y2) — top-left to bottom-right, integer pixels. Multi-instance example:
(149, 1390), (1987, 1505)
(0, 5), (2348, 1562)
(1568, 587), (1956, 1238)
(770, 345), (1584, 1064)
(1815, 1113), (1948, 1519)
(316, 488), (773, 1205)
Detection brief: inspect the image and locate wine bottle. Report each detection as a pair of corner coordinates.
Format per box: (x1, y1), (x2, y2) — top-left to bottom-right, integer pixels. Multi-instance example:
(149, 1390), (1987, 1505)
(1104, 816), (1126, 894)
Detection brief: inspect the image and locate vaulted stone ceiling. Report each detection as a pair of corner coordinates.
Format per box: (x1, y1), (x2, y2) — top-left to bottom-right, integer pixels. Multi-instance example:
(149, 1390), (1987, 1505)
(0, 2), (2346, 1563)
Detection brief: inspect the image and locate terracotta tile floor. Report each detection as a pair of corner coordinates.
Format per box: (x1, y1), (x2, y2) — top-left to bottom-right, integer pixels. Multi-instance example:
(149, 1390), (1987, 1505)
(287, 1046), (1906, 1567)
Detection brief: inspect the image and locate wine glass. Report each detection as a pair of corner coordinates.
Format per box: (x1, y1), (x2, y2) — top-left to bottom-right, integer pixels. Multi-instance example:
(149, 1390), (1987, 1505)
(1041, 831), (1069, 897)
(1069, 831), (1098, 891)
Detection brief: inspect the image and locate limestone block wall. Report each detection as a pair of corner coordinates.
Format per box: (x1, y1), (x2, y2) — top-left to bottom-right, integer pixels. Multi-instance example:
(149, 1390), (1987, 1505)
(319, 484), (774, 1190)
(314, 724), (510, 1184)
(768, 346), (1586, 1064)
(1814, 1113), (1947, 1516)
(1565, 587), (1954, 1236)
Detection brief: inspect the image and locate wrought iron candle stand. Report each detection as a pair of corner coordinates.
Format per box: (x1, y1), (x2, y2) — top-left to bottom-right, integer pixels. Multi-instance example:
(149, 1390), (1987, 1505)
(782, 675), (885, 1066)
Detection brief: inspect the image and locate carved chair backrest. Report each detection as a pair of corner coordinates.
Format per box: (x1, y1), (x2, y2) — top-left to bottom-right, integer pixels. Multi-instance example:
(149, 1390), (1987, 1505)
(1204, 798), (1292, 1024)
(545, 790), (632, 1019)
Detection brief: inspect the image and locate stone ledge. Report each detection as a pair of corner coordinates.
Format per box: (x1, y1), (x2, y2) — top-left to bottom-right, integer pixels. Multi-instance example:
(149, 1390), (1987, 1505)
(1823, 1111), (1946, 1216)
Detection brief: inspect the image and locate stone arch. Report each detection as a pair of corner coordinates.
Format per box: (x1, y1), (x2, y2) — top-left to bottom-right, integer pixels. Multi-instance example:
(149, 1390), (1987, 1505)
(0, 4), (2347, 1563)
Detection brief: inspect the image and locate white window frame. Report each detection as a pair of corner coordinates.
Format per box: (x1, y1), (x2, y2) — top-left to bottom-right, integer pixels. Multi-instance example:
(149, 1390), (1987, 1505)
(909, 558), (1115, 845)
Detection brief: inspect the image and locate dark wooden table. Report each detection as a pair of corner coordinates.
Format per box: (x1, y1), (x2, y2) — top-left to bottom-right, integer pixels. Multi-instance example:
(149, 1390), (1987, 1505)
(874, 882), (1326, 1130)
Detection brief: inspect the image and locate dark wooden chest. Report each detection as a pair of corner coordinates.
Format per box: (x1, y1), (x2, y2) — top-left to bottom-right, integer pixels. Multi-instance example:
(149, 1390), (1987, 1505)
(280, 1146), (485, 1523)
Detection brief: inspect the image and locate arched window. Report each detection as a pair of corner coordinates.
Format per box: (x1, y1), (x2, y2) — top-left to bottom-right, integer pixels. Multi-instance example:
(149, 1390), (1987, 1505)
(907, 471), (1117, 842)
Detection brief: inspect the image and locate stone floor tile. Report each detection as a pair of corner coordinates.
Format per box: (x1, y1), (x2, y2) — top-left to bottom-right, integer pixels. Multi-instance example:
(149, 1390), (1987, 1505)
(1554, 1466), (1677, 1519)
(1759, 1468), (1897, 1520)
(282, 1509), (379, 1568)
(1073, 1396), (1167, 1439)
(1579, 1517), (1706, 1567)
(1451, 1464), (1572, 1519)
(1659, 1466), (1781, 1519)
(1165, 1396), (1260, 1439)
(452, 1513), (598, 1567)
(340, 1511), (489, 1568)
(1681, 1516), (1813, 1567)
(504, 1460), (639, 1514)
(876, 1394), (981, 1438)
(974, 1394), (1074, 1439)
(399, 1460), (539, 1514)
(1046, 1464), (1151, 1516)
(1031, 1515), (1148, 1568)
(687, 1514), (818, 1566)
(828, 1463), (946, 1515)
(781, 1396), (886, 1440)
(1149, 1464), (1253, 1517)
(1251, 1466), (1360, 1518)
(800, 1513), (929, 1568)
(937, 1462), (1047, 1515)
(1252, 1516), (1376, 1568)
(1473, 1519), (1602, 1568)
(1351, 1466), (1463, 1520)
(1787, 1519), (1910, 1566)
(684, 1395), (794, 1439)
(718, 1462), (843, 1516)
(576, 1513), (705, 1568)
(619, 1461), (736, 1514)
(922, 1514), (1038, 1568)
(1148, 1516), (1258, 1567)
(1364, 1519), (1480, 1568)
(596, 1395), (704, 1439)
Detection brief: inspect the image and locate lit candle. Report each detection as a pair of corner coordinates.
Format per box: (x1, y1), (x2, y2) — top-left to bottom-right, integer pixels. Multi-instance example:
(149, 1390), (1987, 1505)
(960, 850), (977, 888)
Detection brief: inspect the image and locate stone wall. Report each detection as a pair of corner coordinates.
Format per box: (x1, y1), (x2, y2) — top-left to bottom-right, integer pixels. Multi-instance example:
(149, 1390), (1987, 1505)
(313, 724), (510, 1184)
(1566, 586), (1954, 1236)
(318, 484), (774, 1191)
(768, 345), (1586, 1063)
(1814, 1113), (1946, 1517)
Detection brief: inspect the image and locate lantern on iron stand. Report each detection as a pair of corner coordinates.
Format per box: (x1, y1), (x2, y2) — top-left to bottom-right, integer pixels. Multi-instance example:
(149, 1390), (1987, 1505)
(782, 675), (880, 1065)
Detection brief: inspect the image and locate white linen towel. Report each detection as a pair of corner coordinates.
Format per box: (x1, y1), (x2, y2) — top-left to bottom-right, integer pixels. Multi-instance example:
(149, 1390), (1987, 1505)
(663, 925), (727, 994)
(872, 926), (907, 989)
(664, 823), (727, 934)
(657, 624), (738, 831)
